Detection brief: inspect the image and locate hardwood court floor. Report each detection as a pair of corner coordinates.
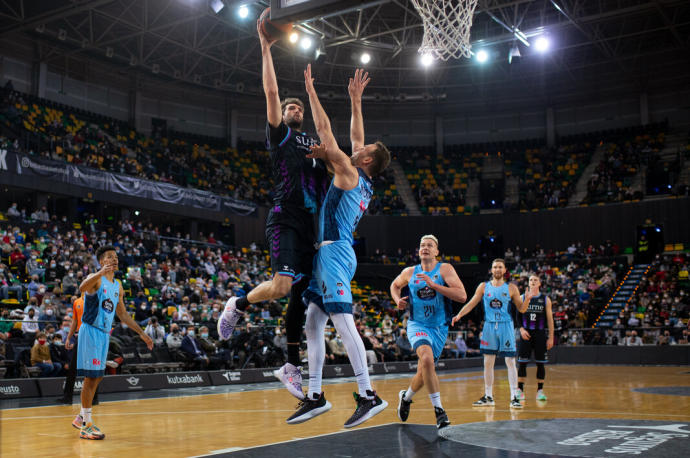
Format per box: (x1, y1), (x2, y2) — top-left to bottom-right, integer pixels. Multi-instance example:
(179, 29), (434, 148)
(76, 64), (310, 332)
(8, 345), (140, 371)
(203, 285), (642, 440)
(1, 365), (688, 457)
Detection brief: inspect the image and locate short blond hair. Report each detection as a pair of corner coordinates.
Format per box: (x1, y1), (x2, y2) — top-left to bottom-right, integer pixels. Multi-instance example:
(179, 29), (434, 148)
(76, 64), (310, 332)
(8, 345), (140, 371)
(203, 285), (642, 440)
(420, 234), (439, 247)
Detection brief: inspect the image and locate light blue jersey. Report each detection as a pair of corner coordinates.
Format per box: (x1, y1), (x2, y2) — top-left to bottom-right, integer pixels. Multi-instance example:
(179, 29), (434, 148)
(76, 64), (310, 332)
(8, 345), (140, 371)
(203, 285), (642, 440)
(304, 168), (373, 314)
(407, 263), (452, 327)
(318, 168), (373, 244)
(82, 276), (120, 332)
(482, 281), (513, 323)
(480, 280), (516, 356)
(78, 275), (120, 377)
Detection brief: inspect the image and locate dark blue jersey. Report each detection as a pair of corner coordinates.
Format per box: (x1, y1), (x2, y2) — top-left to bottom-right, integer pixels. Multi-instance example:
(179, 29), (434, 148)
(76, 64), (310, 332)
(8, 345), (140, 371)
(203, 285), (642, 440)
(266, 122), (329, 226)
(518, 293), (548, 331)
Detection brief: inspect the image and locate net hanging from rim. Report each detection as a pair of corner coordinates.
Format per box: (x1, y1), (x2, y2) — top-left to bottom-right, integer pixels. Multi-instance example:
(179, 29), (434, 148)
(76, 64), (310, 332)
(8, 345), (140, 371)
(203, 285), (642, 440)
(411, 0), (479, 61)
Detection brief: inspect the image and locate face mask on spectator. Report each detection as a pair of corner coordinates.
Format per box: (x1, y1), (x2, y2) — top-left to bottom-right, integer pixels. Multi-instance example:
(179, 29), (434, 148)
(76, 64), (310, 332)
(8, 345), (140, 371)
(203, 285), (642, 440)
(188, 330), (195, 337)
(365, 330), (373, 337)
(63, 326), (70, 333)
(38, 339), (46, 345)
(53, 339), (63, 346)
(46, 309), (53, 316)
(68, 272), (74, 278)
(201, 332), (209, 339)
(122, 323), (128, 329)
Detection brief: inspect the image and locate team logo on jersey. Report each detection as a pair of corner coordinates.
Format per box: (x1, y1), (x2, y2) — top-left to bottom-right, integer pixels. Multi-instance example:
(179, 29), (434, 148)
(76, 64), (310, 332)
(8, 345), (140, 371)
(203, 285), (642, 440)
(359, 200), (366, 212)
(489, 298), (502, 309)
(416, 286), (436, 300)
(336, 282), (343, 287)
(101, 298), (114, 313)
(92, 358), (101, 366)
(415, 331), (428, 337)
(337, 289), (344, 296)
(505, 340), (511, 347)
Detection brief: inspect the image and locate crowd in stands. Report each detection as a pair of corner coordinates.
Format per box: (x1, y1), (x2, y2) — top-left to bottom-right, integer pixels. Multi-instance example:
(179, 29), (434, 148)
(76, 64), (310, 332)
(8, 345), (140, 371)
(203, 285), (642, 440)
(505, 139), (593, 211)
(564, 253), (689, 346)
(398, 145), (477, 216)
(583, 124), (667, 204)
(0, 88), (271, 206)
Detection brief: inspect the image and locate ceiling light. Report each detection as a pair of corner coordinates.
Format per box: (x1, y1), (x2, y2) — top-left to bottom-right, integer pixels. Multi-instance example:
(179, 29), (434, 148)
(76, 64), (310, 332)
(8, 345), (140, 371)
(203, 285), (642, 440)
(289, 32), (299, 43)
(476, 50), (488, 63)
(300, 36), (313, 50)
(360, 53), (371, 64)
(420, 53), (433, 67)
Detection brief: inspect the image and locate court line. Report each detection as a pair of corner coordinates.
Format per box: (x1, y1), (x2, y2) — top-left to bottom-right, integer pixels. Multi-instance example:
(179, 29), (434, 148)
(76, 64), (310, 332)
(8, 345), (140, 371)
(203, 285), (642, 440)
(443, 408), (690, 418)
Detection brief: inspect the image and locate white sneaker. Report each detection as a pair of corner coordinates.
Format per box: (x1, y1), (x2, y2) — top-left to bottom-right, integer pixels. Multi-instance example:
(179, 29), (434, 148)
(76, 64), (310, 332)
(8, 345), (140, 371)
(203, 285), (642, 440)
(217, 297), (243, 340)
(536, 390), (547, 401)
(273, 362), (305, 400)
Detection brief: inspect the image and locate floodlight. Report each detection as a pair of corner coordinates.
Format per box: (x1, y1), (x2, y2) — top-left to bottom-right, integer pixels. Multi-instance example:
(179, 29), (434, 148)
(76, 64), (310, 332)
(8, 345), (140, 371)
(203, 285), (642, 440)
(476, 50), (488, 62)
(300, 36), (313, 50)
(420, 53), (433, 67)
(238, 5), (249, 19)
(289, 32), (299, 43)
(360, 53), (371, 64)
(535, 36), (550, 52)
(210, 0), (224, 14)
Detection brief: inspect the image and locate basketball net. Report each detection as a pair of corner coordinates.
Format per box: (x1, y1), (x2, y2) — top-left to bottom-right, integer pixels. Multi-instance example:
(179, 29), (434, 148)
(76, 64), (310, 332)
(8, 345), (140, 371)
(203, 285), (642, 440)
(411, 0), (479, 60)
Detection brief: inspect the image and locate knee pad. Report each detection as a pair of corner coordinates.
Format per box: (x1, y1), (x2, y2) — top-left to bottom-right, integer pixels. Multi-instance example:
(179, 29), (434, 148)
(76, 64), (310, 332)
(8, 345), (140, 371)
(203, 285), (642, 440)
(536, 362), (545, 380)
(518, 362), (527, 378)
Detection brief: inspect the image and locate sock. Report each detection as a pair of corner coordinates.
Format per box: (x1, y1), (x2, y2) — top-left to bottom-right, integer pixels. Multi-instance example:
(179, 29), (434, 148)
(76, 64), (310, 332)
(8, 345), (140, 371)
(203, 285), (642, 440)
(285, 280), (307, 366)
(403, 386), (415, 401)
(305, 303), (329, 399)
(538, 382), (544, 391)
(81, 407), (92, 425)
(330, 312), (372, 398)
(518, 382), (524, 391)
(235, 296), (250, 311)
(483, 354), (495, 397)
(429, 392), (442, 409)
(505, 357), (518, 398)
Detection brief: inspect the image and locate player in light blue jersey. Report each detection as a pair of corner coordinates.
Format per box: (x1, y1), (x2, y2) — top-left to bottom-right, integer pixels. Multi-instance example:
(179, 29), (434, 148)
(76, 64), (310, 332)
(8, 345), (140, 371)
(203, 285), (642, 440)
(390, 235), (467, 430)
(286, 65), (391, 428)
(72, 245), (152, 440)
(452, 258), (533, 409)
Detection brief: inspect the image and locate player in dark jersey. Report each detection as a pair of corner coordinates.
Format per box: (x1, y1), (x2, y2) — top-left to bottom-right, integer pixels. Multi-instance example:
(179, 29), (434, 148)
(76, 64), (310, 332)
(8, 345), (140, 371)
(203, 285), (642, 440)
(217, 19), (329, 401)
(516, 275), (554, 402)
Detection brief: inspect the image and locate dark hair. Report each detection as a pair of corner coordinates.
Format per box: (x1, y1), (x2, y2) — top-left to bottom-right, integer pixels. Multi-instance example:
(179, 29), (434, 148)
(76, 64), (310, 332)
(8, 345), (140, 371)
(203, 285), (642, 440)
(96, 245), (116, 262)
(492, 258), (506, 266)
(280, 97), (304, 114)
(368, 141), (391, 177)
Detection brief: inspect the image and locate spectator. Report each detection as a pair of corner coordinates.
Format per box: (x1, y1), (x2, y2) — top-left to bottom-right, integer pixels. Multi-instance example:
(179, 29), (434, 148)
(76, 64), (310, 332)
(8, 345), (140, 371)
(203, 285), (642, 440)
(273, 327), (287, 357)
(31, 332), (62, 376)
(22, 308), (39, 335)
(143, 317), (165, 346)
(55, 318), (72, 342)
(7, 203), (20, 218)
(166, 323), (183, 349)
(395, 329), (414, 360)
(61, 271), (78, 295)
(454, 333), (468, 358)
(50, 333), (70, 373)
(180, 325), (209, 369)
(0, 266), (23, 299)
(328, 332), (348, 364)
(625, 330), (643, 346)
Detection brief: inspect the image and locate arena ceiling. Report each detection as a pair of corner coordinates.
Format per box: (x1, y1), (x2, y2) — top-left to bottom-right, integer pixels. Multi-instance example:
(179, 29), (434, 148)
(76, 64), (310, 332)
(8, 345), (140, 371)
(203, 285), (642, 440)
(1, 0), (689, 103)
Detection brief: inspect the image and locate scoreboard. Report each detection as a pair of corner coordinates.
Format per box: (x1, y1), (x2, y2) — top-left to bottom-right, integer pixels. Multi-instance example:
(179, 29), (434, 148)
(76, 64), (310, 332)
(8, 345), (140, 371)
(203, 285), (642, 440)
(269, 0), (372, 23)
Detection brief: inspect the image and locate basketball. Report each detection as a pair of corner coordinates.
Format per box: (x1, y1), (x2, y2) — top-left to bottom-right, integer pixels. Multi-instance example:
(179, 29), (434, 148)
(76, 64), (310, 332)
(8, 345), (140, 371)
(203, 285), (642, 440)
(259, 7), (293, 41)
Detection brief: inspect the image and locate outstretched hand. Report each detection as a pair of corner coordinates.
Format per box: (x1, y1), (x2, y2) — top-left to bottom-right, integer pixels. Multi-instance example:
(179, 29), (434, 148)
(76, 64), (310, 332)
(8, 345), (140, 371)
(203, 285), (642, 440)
(348, 68), (370, 100)
(257, 18), (277, 48)
(306, 143), (327, 160)
(304, 64), (316, 95)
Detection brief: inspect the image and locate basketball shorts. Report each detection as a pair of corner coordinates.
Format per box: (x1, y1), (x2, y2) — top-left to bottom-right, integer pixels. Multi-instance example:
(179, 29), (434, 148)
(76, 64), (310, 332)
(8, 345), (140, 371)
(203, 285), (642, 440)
(77, 322), (110, 378)
(480, 321), (516, 357)
(518, 329), (548, 363)
(407, 321), (448, 360)
(302, 241), (356, 314)
(265, 220), (316, 284)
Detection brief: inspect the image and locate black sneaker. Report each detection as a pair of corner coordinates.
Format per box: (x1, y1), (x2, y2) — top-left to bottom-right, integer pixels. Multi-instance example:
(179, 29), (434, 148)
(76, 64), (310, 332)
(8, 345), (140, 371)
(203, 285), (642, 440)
(286, 392), (332, 424)
(344, 390), (388, 428)
(435, 407), (450, 429)
(472, 395), (495, 407)
(397, 390), (412, 422)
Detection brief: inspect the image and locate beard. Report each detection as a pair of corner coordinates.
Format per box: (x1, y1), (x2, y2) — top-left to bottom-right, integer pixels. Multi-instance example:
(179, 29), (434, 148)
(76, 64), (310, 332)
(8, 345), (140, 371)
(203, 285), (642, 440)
(285, 116), (302, 130)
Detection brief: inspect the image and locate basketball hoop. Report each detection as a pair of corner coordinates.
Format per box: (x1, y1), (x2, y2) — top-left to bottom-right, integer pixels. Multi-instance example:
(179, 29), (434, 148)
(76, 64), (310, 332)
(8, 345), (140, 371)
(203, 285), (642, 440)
(411, 0), (479, 61)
